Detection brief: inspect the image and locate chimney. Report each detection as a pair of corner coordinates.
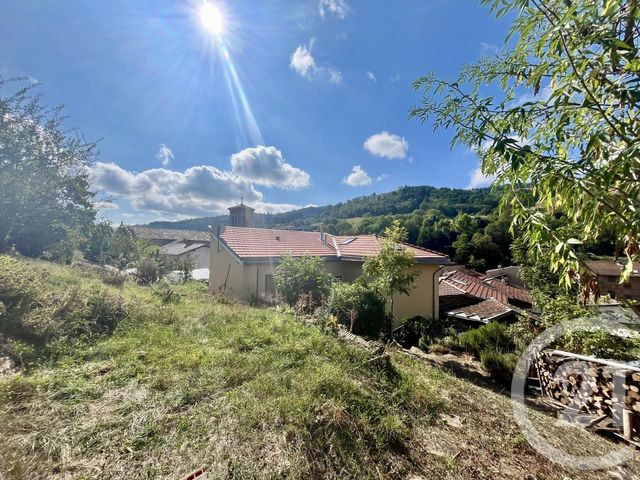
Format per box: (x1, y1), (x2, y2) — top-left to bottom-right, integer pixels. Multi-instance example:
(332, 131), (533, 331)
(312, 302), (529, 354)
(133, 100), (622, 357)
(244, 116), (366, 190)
(319, 224), (324, 243)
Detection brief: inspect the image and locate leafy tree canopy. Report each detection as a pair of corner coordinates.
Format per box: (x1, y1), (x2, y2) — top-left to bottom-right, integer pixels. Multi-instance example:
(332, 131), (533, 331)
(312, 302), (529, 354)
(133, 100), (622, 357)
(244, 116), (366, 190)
(411, 0), (640, 287)
(0, 78), (97, 260)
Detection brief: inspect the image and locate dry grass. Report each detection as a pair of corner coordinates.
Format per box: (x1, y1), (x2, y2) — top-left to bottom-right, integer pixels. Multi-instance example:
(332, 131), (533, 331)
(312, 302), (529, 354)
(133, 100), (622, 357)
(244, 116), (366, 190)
(0, 257), (638, 479)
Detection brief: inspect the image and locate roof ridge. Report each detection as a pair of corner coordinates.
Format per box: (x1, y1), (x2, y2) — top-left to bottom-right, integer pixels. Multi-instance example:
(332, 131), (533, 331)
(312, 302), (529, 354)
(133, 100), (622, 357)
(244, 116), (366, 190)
(225, 226), (326, 235)
(330, 235), (341, 257)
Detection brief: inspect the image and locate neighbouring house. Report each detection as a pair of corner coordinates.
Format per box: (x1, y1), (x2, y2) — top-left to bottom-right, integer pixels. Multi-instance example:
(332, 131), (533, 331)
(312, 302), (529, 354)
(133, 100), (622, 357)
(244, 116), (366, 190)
(584, 260), (640, 309)
(208, 203), (451, 324)
(485, 265), (524, 288)
(128, 226), (211, 269)
(439, 268), (532, 325)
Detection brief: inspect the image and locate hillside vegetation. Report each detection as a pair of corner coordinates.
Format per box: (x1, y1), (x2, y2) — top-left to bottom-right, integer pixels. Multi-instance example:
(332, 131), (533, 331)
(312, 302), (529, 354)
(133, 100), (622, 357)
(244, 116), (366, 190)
(147, 186), (501, 234)
(0, 256), (637, 479)
(146, 184), (617, 272)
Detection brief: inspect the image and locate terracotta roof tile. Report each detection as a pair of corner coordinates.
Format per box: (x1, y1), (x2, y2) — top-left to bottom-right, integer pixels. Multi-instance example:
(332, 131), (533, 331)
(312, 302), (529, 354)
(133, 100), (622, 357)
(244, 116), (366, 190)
(218, 227), (450, 264)
(439, 269), (532, 306)
(439, 270), (509, 303)
(485, 278), (533, 304)
(447, 298), (513, 323)
(221, 227), (335, 260)
(439, 279), (466, 296)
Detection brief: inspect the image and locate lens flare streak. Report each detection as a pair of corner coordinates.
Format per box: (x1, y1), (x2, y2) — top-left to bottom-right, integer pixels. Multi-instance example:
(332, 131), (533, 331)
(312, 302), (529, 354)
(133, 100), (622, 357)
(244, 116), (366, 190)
(217, 41), (264, 147)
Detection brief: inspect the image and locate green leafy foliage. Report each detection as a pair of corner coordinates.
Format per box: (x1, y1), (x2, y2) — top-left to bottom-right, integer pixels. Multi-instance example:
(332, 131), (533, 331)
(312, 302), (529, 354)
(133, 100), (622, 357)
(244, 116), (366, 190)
(480, 349), (518, 386)
(363, 221), (417, 324)
(411, 0), (640, 287)
(329, 280), (387, 337)
(0, 78), (97, 260)
(275, 255), (333, 309)
(458, 322), (515, 358)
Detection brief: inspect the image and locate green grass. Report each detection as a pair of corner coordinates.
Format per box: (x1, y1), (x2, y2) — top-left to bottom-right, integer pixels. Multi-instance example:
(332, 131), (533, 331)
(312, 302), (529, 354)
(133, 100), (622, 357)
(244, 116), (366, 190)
(1, 257), (638, 479)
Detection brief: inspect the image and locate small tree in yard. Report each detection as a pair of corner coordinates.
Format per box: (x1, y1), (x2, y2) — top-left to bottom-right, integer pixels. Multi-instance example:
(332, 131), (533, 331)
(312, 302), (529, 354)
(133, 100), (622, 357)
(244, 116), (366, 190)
(175, 255), (196, 282)
(363, 221), (417, 331)
(330, 279), (386, 337)
(275, 255), (333, 310)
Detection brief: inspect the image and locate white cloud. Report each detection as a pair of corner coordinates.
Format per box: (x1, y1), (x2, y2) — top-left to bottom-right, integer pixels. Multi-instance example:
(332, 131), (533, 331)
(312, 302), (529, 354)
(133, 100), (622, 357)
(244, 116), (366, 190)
(363, 131), (409, 160)
(156, 144), (174, 167)
(95, 201), (119, 210)
(366, 71), (377, 82)
(513, 84), (553, 106)
(390, 72), (400, 82)
(230, 145), (311, 190)
(90, 147), (305, 217)
(328, 68), (343, 84)
(375, 174), (389, 182)
(290, 39), (342, 84)
(90, 162), (261, 217)
(290, 40), (317, 79)
(319, 0), (350, 19)
(342, 165), (372, 187)
(467, 165), (497, 189)
(480, 42), (499, 56)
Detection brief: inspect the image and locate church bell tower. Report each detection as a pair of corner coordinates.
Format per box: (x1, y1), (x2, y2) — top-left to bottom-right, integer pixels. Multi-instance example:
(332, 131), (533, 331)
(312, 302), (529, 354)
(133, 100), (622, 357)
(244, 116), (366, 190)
(228, 198), (255, 228)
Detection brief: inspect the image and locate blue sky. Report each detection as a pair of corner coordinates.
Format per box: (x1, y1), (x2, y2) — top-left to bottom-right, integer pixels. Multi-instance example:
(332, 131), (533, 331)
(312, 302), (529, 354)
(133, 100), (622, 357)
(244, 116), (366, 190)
(1, 0), (511, 223)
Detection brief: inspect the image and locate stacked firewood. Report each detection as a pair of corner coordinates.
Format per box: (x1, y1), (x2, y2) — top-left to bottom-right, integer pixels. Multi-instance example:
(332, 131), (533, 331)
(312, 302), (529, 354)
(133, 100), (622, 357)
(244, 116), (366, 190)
(533, 349), (640, 441)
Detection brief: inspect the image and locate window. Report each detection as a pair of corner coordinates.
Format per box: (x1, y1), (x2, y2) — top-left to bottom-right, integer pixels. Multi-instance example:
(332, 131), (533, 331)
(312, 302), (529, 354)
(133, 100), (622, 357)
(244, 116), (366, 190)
(265, 274), (275, 295)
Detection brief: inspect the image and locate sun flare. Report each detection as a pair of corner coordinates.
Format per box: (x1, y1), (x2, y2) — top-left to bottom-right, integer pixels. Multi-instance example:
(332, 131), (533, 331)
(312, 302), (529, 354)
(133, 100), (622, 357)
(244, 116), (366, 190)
(199, 2), (225, 36)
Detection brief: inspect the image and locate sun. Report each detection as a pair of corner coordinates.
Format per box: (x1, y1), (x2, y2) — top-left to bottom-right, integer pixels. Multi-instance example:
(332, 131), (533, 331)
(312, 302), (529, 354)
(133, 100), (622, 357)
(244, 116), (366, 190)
(199, 2), (225, 36)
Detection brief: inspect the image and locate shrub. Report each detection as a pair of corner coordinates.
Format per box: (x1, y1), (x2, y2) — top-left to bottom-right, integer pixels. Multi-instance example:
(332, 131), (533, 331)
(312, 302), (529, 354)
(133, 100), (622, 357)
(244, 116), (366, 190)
(329, 280), (386, 337)
(458, 322), (514, 358)
(174, 256), (196, 282)
(480, 349), (518, 386)
(425, 335), (461, 354)
(100, 273), (126, 287)
(560, 329), (640, 361)
(153, 282), (183, 305)
(0, 256), (128, 365)
(275, 255), (333, 309)
(135, 257), (160, 285)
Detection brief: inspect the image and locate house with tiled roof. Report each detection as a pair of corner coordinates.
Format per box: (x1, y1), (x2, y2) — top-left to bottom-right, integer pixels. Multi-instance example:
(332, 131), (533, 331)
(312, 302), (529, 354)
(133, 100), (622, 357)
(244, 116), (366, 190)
(209, 203), (451, 323)
(126, 225), (210, 268)
(439, 267), (533, 324)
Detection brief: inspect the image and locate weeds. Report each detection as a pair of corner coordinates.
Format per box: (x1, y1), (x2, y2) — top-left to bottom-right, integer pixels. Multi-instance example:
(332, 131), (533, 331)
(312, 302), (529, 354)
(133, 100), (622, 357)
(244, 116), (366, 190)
(0, 258), (636, 479)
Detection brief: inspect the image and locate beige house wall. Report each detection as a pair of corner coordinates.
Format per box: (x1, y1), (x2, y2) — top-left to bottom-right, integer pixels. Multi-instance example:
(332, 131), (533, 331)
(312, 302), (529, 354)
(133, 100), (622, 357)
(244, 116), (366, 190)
(391, 265), (441, 325)
(209, 244), (442, 322)
(209, 244), (245, 297)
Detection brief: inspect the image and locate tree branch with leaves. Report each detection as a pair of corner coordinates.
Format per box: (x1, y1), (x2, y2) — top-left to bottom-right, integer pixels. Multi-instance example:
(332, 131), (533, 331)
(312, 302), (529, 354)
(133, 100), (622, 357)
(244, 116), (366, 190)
(411, 0), (640, 289)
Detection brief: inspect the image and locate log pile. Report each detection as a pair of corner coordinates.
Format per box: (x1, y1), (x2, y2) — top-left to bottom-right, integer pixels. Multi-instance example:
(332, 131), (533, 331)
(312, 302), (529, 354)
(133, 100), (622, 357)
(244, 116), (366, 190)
(532, 349), (640, 441)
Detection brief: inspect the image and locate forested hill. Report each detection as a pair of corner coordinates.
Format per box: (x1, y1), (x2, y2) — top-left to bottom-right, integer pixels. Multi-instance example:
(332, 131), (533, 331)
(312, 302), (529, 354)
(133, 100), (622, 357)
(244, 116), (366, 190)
(147, 185), (501, 231)
(146, 186), (514, 271)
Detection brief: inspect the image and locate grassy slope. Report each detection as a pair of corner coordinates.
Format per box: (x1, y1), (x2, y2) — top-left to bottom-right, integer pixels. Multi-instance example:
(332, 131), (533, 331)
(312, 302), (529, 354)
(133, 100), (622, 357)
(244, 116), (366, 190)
(0, 258), (637, 479)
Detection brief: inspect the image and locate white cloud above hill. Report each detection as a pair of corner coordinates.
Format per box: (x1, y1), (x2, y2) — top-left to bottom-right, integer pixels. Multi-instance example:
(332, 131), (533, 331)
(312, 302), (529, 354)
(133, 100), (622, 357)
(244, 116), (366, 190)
(364, 131), (408, 159)
(342, 165), (372, 187)
(230, 146), (310, 190)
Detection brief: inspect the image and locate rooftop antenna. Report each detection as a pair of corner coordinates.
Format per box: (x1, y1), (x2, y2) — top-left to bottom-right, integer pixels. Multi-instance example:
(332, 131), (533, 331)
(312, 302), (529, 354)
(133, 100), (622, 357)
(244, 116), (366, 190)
(240, 196), (243, 206)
